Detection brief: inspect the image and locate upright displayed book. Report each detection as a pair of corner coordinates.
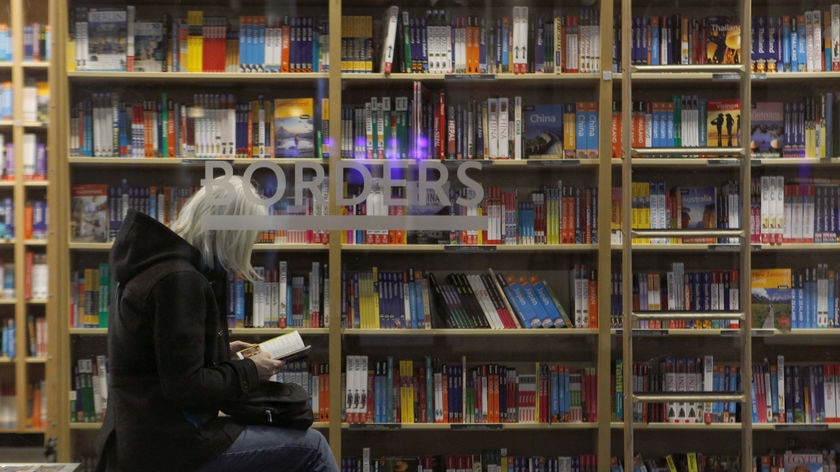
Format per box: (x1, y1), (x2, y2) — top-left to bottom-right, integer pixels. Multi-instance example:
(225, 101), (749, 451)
(132, 20), (165, 72)
(675, 185), (717, 243)
(706, 98), (741, 148)
(705, 16), (741, 64)
(274, 97), (315, 158)
(750, 101), (784, 157)
(85, 7), (128, 71)
(750, 268), (792, 331)
(522, 104), (564, 158)
(70, 184), (109, 243)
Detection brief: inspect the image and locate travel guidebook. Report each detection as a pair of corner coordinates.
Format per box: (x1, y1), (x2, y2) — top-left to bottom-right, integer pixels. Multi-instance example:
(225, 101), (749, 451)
(750, 268), (792, 331)
(236, 330), (312, 361)
(522, 104), (564, 158)
(70, 183), (109, 243)
(707, 98), (741, 148)
(274, 97), (315, 158)
(750, 101), (784, 157)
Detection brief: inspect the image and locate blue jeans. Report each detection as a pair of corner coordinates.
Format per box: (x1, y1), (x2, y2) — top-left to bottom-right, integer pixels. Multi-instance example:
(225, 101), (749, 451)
(200, 426), (339, 472)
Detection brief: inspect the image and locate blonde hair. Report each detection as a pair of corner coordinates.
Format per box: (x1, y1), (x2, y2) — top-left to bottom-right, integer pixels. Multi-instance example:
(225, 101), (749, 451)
(170, 175), (267, 281)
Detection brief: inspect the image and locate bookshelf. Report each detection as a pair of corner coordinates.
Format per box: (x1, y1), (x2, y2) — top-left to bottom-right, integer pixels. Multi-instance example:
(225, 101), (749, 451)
(0, 0), (56, 452)
(50, 0), (840, 469)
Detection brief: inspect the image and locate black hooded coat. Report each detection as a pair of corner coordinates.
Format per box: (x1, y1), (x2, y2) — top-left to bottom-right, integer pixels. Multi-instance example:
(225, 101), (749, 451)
(95, 209), (259, 471)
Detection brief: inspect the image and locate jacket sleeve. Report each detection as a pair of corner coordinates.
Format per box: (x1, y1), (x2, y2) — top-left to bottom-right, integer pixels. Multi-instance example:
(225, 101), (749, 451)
(151, 270), (260, 408)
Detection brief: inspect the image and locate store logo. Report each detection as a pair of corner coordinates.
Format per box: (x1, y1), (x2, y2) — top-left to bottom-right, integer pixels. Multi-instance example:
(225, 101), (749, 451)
(199, 160), (488, 231)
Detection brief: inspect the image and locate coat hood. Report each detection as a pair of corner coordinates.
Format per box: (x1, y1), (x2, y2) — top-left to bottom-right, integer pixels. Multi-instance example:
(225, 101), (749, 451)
(110, 209), (203, 285)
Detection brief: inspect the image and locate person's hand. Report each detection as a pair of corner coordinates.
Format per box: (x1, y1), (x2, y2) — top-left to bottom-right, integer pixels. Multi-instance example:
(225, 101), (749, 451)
(229, 340), (253, 359)
(249, 351), (285, 381)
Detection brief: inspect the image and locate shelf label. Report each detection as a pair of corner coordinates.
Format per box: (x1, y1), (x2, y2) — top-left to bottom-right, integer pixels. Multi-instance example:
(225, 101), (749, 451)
(709, 244), (740, 252)
(445, 73), (497, 80)
(349, 423), (402, 431)
(750, 73), (767, 80)
(706, 159), (740, 166)
(526, 159), (580, 166)
(712, 73), (740, 81)
(443, 245), (497, 252)
(451, 424), (504, 430)
(632, 329), (669, 336)
(774, 424), (828, 431)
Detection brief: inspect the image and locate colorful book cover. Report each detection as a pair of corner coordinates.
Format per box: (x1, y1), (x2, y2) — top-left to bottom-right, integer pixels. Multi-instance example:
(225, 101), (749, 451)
(274, 97), (315, 158)
(71, 184), (109, 243)
(750, 101), (784, 157)
(133, 21), (165, 72)
(522, 104), (564, 158)
(751, 268), (792, 331)
(677, 186), (717, 242)
(783, 452), (824, 472)
(707, 98), (741, 148)
(86, 8), (128, 71)
(705, 16), (741, 65)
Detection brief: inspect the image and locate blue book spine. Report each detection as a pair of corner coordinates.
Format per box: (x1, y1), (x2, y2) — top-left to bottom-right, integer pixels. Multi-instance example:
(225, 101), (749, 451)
(782, 16), (792, 71)
(797, 21), (807, 71)
(650, 17), (660, 65)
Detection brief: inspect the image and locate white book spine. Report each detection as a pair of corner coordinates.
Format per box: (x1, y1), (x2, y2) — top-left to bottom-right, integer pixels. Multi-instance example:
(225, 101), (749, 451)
(513, 96), (522, 159)
(833, 5), (840, 71)
(126, 5), (135, 71)
(497, 97), (509, 158)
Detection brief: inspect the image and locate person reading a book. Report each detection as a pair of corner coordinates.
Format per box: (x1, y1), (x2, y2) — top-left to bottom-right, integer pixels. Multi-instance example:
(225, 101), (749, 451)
(94, 175), (339, 472)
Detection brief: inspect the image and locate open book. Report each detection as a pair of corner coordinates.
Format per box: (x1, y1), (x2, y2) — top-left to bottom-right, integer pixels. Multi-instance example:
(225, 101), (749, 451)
(236, 330), (311, 361)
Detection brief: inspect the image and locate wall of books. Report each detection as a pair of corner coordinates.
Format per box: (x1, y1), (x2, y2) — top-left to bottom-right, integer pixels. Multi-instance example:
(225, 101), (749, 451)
(50, 0), (840, 469)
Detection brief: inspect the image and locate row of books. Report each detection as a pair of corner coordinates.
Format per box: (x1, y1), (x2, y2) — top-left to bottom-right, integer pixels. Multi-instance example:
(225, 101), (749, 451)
(616, 357), (738, 424)
(620, 181), (740, 245)
(272, 360), (330, 422)
(629, 16), (740, 66)
(615, 355), (840, 425)
(341, 181), (598, 246)
(375, 6), (601, 75)
(69, 259), (330, 329)
(0, 197), (14, 240)
(615, 451), (834, 472)
(344, 356), (596, 425)
(615, 266), (741, 330)
(70, 93), (326, 159)
(69, 354), (329, 424)
(757, 452), (838, 472)
(749, 359), (840, 425)
(72, 7), (329, 73)
(69, 180), (323, 245)
(609, 264), (840, 331)
(0, 134), (49, 182)
(229, 261), (329, 329)
(618, 175), (840, 246)
(0, 380), (45, 430)
(751, 266), (840, 331)
(341, 267), (596, 331)
(342, 453), (598, 472)
(0, 23), (50, 62)
(70, 183), (198, 243)
(69, 178), (600, 248)
(69, 265), (110, 329)
(612, 95), (840, 159)
(0, 81), (49, 124)
(751, 10), (840, 73)
(0, 248), (36, 304)
(71, 356), (108, 423)
(341, 93), (599, 161)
